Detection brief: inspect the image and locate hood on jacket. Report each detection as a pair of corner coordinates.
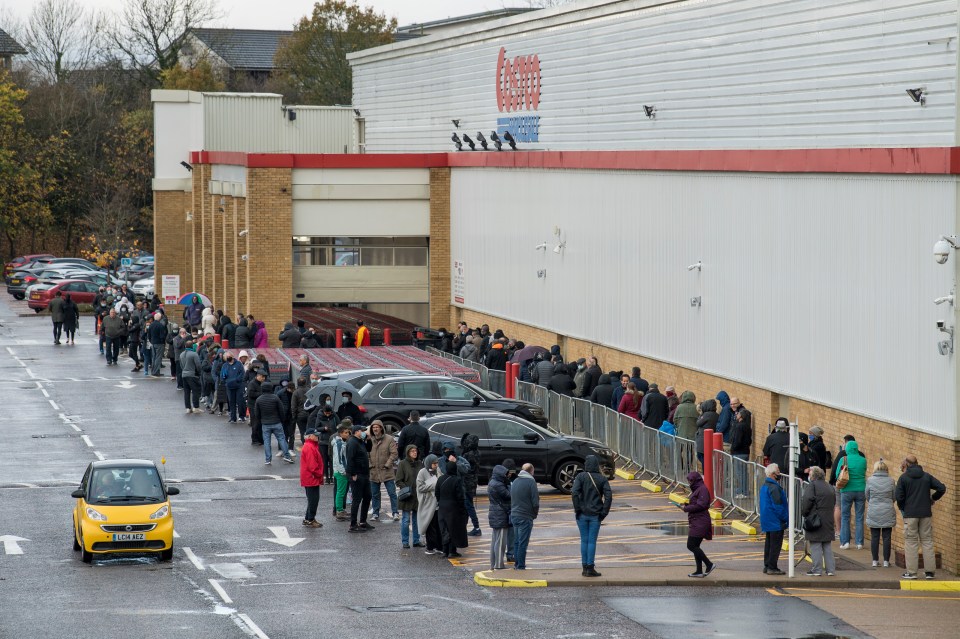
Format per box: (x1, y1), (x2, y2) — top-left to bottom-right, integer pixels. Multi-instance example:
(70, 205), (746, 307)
(404, 444), (418, 460)
(423, 454), (439, 473)
(716, 390), (730, 407)
(680, 390), (696, 404)
(597, 374), (611, 386)
(445, 460), (459, 475)
(550, 345), (562, 357)
(441, 440), (456, 455)
(687, 471), (703, 488)
(700, 399), (717, 413)
(430, 440), (443, 456)
(460, 433), (479, 453)
(845, 440), (860, 456)
(491, 465), (508, 482)
(554, 363), (568, 375)
(202, 307), (212, 317)
(283, 322), (293, 330)
(261, 382), (274, 393)
(255, 321), (265, 330)
(584, 455), (601, 473)
(905, 464), (926, 479)
(239, 318), (248, 327)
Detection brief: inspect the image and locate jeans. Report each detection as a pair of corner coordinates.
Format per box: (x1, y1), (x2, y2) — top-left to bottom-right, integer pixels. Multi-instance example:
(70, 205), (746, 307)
(128, 340), (141, 365)
(764, 529), (785, 570)
(350, 474), (372, 526)
(576, 514), (601, 566)
(839, 491), (865, 546)
(870, 527), (892, 563)
(262, 422), (288, 462)
(182, 376), (201, 409)
(809, 541), (836, 574)
(512, 517), (534, 569)
(400, 510), (420, 546)
(227, 386), (243, 422)
(52, 321), (62, 343)
(304, 485), (320, 521)
(733, 453), (750, 495)
(104, 336), (121, 364)
(903, 517), (935, 574)
(507, 526), (516, 560)
(143, 345), (153, 374)
(370, 479), (398, 517)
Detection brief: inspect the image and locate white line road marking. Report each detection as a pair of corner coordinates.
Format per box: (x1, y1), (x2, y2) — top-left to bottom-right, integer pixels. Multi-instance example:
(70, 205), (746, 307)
(48, 399), (59, 410)
(215, 550), (336, 557)
(40, 387), (49, 397)
(208, 579), (233, 604)
(5, 347), (14, 355)
(26, 368), (36, 378)
(209, 563), (257, 580)
(237, 613), (271, 639)
(69, 423), (81, 432)
(93, 451), (105, 461)
(183, 547), (205, 570)
(424, 595), (540, 624)
(173, 529), (180, 538)
(80, 435), (93, 448)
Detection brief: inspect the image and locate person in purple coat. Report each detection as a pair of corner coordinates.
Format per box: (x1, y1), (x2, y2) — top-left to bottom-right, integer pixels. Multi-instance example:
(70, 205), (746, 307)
(682, 471), (716, 578)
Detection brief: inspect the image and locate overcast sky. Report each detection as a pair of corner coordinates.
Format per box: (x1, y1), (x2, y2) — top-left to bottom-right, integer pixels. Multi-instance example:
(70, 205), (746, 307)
(6, 0), (530, 30)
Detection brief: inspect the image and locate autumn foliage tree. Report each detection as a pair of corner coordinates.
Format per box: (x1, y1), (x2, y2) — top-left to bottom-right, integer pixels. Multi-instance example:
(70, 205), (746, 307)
(273, 0), (396, 105)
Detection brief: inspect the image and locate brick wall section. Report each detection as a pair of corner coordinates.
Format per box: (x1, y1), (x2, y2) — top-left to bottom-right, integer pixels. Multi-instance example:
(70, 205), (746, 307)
(236, 196), (248, 318)
(221, 195), (235, 317)
(429, 168), (454, 329)
(153, 190), (188, 319)
(245, 168), (292, 341)
(457, 307), (959, 574)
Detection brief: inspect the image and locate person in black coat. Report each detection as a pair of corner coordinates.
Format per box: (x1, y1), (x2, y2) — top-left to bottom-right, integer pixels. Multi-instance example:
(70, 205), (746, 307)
(220, 317), (236, 345)
(589, 374), (615, 407)
(247, 370), (266, 444)
(435, 460), (469, 558)
(807, 426), (828, 469)
(640, 383), (670, 428)
(763, 418), (791, 472)
(233, 318), (252, 348)
(396, 411), (430, 459)
(695, 399), (719, 464)
(337, 391), (363, 425)
(584, 357), (602, 397)
(487, 464), (512, 569)
(549, 363), (576, 396)
(460, 433), (481, 535)
(345, 424), (373, 531)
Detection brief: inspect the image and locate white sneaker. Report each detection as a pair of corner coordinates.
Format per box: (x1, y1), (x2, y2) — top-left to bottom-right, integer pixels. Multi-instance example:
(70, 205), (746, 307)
(185, 409), (192, 414)
(839, 543), (850, 549)
(872, 560), (879, 567)
(883, 561), (890, 567)
(856, 544), (863, 550)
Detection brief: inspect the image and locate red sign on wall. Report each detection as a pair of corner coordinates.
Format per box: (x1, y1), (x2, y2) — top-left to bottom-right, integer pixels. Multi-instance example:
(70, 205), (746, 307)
(496, 47), (541, 112)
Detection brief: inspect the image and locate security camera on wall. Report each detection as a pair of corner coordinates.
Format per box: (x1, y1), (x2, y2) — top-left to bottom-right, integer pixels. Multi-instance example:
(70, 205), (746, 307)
(934, 235), (958, 264)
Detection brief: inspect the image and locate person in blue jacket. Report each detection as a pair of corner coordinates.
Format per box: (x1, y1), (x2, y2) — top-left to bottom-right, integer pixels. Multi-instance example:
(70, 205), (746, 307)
(759, 463), (789, 575)
(220, 352), (246, 423)
(715, 390), (733, 444)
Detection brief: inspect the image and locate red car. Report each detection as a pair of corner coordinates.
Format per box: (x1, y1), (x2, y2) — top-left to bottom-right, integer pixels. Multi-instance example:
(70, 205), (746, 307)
(28, 280), (100, 312)
(4, 254), (54, 278)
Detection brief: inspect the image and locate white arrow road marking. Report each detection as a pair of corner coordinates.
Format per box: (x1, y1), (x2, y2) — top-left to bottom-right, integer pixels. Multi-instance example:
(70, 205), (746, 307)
(264, 526), (304, 547)
(0, 535), (29, 555)
(115, 380), (136, 389)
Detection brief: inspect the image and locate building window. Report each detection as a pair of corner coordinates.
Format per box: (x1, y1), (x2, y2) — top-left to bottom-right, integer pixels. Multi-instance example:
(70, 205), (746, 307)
(293, 237), (427, 266)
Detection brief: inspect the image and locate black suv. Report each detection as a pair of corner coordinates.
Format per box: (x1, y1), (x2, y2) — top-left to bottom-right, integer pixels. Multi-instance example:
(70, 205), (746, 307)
(421, 411), (615, 494)
(357, 375), (547, 433)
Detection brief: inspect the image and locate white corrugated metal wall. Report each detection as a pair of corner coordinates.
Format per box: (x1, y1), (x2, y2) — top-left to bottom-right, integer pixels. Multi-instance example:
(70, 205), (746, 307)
(450, 168), (958, 439)
(351, 0), (958, 152)
(203, 94), (286, 152)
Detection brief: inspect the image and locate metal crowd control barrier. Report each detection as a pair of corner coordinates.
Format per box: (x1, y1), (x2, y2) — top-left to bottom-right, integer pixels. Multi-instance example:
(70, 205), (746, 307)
(427, 350), (809, 536)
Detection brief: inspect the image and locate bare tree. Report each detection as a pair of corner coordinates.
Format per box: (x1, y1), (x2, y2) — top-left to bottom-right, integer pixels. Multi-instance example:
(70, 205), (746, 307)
(22, 0), (103, 85)
(108, 0), (219, 86)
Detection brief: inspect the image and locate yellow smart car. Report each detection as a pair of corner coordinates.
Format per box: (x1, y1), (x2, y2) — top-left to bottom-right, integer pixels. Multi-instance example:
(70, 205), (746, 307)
(71, 459), (179, 563)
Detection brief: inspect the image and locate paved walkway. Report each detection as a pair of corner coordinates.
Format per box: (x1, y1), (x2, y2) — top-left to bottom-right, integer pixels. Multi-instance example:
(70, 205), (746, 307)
(459, 479), (960, 590)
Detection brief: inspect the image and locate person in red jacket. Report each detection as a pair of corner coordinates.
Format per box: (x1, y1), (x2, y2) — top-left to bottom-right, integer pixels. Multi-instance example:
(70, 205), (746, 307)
(355, 320), (370, 347)
(300, 428), (325, 528)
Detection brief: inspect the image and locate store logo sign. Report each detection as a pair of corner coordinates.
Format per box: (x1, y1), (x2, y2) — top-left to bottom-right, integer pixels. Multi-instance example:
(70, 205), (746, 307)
(496, 46), (541, 112)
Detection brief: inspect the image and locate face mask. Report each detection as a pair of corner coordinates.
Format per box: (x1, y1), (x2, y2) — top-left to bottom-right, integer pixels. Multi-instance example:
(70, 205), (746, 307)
(360, 431), (367, 440)
(310, 379), (319, 387)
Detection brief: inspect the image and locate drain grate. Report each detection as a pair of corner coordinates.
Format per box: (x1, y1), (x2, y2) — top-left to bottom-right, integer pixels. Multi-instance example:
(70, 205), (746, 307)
(349, 604), (428, 613)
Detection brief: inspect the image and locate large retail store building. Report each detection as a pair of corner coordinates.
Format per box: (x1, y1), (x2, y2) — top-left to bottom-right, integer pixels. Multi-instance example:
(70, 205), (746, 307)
(153, 0), (960, 571)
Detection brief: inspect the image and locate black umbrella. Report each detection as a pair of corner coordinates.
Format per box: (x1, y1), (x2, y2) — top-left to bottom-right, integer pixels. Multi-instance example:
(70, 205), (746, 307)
(510, 344), (549, 363)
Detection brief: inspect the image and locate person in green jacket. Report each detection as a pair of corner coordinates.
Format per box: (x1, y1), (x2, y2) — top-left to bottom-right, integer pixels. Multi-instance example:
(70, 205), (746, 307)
(838, 439), (867, 549)
(673, 390), (699, 441)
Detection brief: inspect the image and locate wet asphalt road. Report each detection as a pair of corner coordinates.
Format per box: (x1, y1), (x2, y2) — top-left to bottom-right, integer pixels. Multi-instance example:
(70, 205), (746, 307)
(0, 296), (954, 639)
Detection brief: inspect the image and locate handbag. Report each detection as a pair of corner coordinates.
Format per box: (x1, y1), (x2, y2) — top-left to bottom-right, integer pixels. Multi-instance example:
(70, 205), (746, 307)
(802, 482), (822, 532)
(835, 459), (849, 489)
(397, 485), (412, 501)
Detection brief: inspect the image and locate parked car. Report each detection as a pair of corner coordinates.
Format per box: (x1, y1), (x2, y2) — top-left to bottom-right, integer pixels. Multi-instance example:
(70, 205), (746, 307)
(356, 374), (548, 433)
(131, 277), (154, 297)
(303, 368), (417, 410)
(28, 279), (101, 311)
(4, 253), (54, 278)
(7, 270), (43, 299)
(422, 410), (615, 493)
(71, 459), (178, 563)
(123, 263), (154, 282)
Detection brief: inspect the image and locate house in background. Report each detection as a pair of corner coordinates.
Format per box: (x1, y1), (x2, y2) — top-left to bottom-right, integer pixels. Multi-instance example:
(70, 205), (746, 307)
(0, 28), (26, 71)
(179, 28), (291, 86)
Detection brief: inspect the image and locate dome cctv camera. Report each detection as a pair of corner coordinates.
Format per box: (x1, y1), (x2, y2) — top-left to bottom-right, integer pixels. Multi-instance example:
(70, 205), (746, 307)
(934, 239), (950, 264)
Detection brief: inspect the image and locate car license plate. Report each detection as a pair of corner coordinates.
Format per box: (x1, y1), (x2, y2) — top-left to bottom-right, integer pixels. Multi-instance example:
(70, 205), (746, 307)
(112, 533), (146, 541)
(11, 279), (20, 285)
(30, 294), (39, 299)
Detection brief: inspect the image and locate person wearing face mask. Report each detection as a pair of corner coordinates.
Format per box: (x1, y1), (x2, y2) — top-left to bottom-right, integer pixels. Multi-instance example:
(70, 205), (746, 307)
(337, 391), (363, 425)
(308, 403), (337, 482)
(346, 423), (374, 532)
(759, 463), (789, 575)
(416, 454), (442, 554)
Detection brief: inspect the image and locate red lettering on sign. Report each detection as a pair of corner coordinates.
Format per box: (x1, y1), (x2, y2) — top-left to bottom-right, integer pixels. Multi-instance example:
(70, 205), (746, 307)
(496, 47), (541, 113)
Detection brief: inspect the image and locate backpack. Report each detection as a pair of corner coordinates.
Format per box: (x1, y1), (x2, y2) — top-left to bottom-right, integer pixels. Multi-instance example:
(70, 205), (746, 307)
(824, 449), (833, 470)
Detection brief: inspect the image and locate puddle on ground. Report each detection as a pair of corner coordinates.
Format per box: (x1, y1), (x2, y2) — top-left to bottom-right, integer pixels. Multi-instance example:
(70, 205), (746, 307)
(643, 521), (738, 536)
(92, 555), (159, 566)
